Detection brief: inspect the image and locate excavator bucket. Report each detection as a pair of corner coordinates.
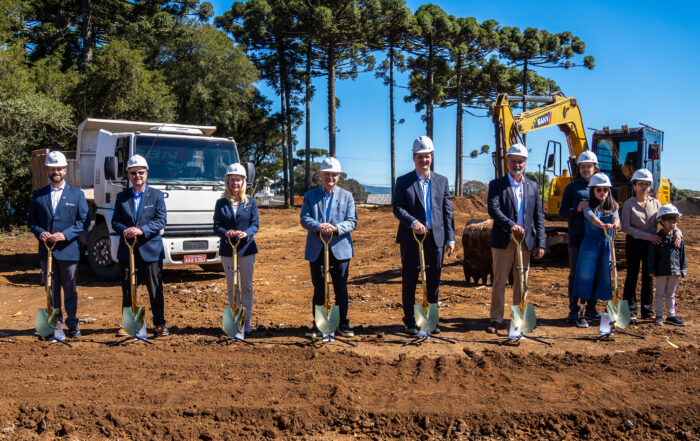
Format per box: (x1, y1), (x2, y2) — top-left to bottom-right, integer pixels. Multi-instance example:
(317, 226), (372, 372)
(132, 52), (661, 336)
(314, 305), (340, 337)
(222, 307), (245, 338)
(35, 308), (60, 338)
(511, 305), (536, 335)
(121, 306), (146, 337)
(607, 299), (631, 329)
(414, 303), (439, 334)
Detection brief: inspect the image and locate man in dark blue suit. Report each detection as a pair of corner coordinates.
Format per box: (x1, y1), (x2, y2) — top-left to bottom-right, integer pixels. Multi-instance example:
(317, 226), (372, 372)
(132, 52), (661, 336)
(111, 155), (169, 336)
(392, 136), (456, 335)
(27, 151), (90, 338)
(486, 143), (546, 334)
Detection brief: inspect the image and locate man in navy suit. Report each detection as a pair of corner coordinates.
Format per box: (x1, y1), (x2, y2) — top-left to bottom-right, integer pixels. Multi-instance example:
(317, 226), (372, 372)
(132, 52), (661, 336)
(111, 155), (169, 336)
(300, 157), (358, 337)
(486, 143), (546, 334)
(392, 136), (456, 335)
(27, 151), (90, 338)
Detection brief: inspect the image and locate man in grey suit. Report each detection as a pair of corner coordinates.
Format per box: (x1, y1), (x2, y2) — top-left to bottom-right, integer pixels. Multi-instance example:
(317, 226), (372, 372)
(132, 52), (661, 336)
(393, 136), (455, 335)
(486, 143), (546, 334)
(300, 157), (358, 337)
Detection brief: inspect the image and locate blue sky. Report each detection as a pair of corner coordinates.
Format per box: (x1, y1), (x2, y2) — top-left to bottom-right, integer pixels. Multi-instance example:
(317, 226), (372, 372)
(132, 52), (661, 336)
(210, 0), (700, 190)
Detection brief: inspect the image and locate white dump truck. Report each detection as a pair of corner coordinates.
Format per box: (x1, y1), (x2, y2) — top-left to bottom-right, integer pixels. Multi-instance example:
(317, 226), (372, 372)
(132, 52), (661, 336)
(70, 118), (254, 278)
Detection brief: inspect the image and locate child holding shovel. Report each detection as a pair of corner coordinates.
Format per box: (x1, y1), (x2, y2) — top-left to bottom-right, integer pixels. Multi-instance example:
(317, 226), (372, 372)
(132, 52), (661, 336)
(573, 173), (620, 328)
(648, 204), (687, 326)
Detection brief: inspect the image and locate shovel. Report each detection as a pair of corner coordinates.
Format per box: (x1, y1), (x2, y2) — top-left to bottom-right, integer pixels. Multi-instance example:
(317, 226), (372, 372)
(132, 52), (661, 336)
(413, 231), (439, 334)
(35, 241), (65, 341)
(510, 236), (536, 335)
(120, 237), (146, 338)
(603, 229), (630, 329)
(314, 232), (340, 337)
(222, 237), (246, 338)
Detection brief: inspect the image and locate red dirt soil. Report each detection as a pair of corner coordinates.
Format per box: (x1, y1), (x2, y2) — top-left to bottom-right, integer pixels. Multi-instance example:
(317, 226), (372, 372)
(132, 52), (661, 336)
(1, 197), (699, 440)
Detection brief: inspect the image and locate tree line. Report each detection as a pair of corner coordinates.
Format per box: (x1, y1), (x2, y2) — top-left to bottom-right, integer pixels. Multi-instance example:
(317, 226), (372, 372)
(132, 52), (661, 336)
(0, 0), (594, 227)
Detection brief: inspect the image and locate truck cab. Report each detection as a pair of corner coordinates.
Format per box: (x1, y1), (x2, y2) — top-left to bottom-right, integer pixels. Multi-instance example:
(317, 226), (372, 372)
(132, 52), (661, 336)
(77, 119), (253, 279)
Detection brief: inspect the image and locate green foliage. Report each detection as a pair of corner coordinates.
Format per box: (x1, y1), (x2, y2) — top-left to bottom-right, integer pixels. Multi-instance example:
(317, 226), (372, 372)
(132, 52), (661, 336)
(293, 161), (368, 202)
(469, 145), (490, 158)
(669, 180), (700, 203)
(296, 148), (328, 161)
(463, 180), (487, 196)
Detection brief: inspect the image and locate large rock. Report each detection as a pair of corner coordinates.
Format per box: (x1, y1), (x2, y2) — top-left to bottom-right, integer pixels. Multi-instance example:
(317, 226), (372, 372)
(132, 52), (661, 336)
(462, 219), (493, 285)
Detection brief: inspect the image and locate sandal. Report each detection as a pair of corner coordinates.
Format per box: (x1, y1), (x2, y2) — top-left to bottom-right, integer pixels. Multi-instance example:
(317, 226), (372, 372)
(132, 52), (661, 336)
(486, 321), (499, 334)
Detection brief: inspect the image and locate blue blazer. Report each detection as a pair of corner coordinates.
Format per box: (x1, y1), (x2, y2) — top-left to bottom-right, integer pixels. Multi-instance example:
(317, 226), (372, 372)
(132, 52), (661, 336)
(213, 197), (259, 257)
(392, 171), (455, 249)
(111, 186), (167, 263)
(300, 186), (357, 262)
(487, 175), (546, 251)
(27, 184), (90, 261)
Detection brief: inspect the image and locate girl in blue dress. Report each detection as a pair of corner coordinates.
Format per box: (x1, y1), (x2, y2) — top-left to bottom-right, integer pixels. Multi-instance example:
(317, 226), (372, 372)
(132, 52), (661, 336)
(573, 173), (620, 328)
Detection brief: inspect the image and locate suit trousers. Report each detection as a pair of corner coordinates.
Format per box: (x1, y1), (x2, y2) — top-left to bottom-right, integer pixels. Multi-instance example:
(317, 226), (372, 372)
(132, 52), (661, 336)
(120, 253), (165, 327)
(309, 249), (350, 327)
(400, 237), (444, 327)
(221, 254), (255, 332)
(40, 259), (79, 331)
(654, 276), (679, 317)
(490, 241), (530, 324)
(623, 236), (653, 318)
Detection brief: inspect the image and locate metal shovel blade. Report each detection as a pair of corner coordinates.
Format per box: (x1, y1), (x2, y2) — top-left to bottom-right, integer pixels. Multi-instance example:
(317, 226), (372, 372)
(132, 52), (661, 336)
(222, 307), (245, 337)
(615, 300), (631, 329)
(414, 303), (439, 334)
(314, 305), (340, 336)
(511, 305), (536, 335)
(121, 306), (146, 337)
(35, 308), (59, 338)
(53, 322), (66, 342)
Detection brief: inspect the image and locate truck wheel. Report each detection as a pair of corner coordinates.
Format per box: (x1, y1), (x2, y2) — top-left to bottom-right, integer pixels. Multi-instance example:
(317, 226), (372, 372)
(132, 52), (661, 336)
(88, 224), (120, 280)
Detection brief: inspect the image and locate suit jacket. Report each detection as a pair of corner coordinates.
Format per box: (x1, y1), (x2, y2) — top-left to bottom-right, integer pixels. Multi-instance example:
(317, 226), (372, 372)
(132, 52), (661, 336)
(213, 197), (259, 257)
(487, 175), (546, 250)
(392, 170), (455, 249)
(300, 186), (357, 262)
(111, 185), (167, 263)
(27, 183), (90, 261)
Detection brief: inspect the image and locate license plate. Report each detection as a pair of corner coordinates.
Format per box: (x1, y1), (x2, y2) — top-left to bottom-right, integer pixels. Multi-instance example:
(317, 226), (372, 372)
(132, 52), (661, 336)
(183, 254), (207, 264)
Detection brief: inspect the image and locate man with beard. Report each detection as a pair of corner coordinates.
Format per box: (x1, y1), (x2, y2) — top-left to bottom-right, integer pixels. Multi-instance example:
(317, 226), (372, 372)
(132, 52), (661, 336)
(485, 144), (545, 334)
(28, 151), (90, 338)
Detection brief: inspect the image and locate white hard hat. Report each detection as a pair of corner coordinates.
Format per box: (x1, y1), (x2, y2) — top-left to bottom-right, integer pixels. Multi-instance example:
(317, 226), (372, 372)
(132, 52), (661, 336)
(506, 143), (528, 158)
(126, 155), (149, 170)
(631, 168), (653, 182)
(320, 157), (342, 173)
(658, 203), (681, 218)
(412, 136), (434, 154)
(225, 163), (246, 178)
(44, 151), (67, 167)
(577, 151), (598, 165)
(588, 173), (612, 188)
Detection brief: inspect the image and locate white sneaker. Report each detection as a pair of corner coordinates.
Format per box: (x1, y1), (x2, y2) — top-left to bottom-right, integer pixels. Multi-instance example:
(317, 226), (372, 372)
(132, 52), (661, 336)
(576, 317), (589, 328)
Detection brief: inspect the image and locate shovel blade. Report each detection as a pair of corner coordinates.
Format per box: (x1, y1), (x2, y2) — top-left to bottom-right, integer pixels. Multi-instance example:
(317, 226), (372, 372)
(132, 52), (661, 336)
(222, 307), (245, 337)
(53, 322), (66, 342)
(511, 305), (536, 335)
(35, 308), (57, 338)
(314, 305), (340, 336)
(615, 300), (631, 329)
(414, 303), (439, 334)
(121, 306), (146, 337)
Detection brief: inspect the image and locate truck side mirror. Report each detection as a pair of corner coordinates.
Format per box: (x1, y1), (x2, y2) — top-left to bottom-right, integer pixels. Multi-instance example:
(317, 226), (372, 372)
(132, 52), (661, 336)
(547, 153), (555, 168)
(245, 162), (255, 186)
(104, 156), (118, 180)
(648, 143), (660, 160)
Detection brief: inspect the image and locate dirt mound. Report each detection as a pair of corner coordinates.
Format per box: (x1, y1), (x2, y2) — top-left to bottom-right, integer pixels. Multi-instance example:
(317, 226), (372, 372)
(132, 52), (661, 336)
(451, 194), (488, 215)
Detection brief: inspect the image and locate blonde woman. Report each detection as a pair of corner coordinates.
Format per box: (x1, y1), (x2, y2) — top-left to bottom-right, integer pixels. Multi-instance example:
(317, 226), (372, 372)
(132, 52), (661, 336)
(213, 163), (259, 335)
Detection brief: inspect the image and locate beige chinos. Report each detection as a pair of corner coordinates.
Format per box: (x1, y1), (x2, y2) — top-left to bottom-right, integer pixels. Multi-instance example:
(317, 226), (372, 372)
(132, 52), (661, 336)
(654, 275), (679, 318)
(490, 241), (530, 324)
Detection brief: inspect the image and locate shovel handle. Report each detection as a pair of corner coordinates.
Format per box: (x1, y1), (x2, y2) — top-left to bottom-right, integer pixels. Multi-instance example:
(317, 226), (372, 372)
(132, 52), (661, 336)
(125, 236), (138, 315)
(227, 237), (241, 312)
(412, 231), (430, 311)
(43, 241), (56, 313)
(319, 231), (334, 312)
(511, 236), (526, 313)
(603, 229), (619, 303)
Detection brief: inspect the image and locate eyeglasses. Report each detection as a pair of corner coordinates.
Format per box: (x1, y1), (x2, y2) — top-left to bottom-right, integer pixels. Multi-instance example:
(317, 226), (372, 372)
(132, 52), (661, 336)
(128, 170), (147, 176)
(635, 182), (650, 187)
(594, 187), (609, 194)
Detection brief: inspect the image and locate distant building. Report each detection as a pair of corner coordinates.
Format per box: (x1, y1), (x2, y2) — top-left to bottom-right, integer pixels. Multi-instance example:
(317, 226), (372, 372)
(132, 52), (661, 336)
(366, 194), (392, 205)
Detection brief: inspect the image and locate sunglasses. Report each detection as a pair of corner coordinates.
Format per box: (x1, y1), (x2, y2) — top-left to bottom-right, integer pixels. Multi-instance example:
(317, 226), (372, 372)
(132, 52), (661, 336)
(128, 170), (147, 176)
(635, 182), (650, 187)
(594, 187), (609, 193)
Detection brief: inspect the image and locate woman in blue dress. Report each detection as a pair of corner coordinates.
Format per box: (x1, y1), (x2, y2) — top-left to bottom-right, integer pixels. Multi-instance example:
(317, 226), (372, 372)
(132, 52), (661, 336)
(573, 173), (620, 328)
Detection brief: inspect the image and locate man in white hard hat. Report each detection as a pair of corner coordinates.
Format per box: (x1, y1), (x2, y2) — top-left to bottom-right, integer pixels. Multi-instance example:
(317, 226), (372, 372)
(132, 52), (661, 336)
(27, 150), (91, 338)
(300, 157), (358, 337)
(111, 155), (169, 337)
(485, 143), (545, 334)
(559, 150), (600, 324)
(392, 136), (456, 336)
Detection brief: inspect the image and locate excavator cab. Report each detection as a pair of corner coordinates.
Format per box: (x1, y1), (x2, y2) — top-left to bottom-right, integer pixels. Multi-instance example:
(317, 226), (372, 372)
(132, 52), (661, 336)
(591, 125), (669, 204)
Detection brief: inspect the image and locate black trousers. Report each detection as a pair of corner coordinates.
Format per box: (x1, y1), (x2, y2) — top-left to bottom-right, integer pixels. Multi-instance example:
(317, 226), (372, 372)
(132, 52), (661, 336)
(400, 236), (444, 327)
(623, 236), (653, 318)
(120, 253), (165, 327)
(309, 249), (350, 327)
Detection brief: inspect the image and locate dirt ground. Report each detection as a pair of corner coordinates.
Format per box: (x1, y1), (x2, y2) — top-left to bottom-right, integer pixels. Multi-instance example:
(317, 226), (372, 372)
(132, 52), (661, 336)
(1, 195), (699, 440)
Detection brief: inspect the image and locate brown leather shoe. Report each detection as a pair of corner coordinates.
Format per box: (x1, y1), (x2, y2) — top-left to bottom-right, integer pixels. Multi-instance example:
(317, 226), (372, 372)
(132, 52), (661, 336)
(116, 328), (128, 337)
(155, 325), (170, 336)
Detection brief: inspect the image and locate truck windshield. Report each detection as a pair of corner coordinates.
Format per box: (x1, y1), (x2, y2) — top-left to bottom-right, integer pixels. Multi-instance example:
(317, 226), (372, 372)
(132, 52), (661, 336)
(134, 135), (238, 184)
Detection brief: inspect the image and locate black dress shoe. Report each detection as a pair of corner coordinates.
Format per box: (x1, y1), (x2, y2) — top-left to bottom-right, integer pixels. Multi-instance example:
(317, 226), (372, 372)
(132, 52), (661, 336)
(405, 325), (419, 336)
(68, 329), (81, 338)
(431, 327), (441, 335)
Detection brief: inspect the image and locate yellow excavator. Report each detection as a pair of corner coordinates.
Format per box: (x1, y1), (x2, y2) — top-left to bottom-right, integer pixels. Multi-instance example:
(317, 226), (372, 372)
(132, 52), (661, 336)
(462, 92), (670, 283)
